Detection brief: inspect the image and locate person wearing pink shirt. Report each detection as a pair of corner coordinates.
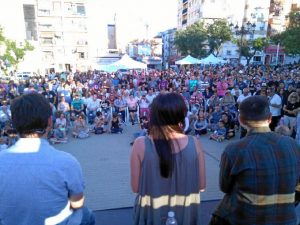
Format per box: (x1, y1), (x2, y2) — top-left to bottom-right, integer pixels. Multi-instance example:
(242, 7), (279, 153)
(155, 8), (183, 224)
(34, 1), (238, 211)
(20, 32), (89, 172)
(216, 79), (228, 97)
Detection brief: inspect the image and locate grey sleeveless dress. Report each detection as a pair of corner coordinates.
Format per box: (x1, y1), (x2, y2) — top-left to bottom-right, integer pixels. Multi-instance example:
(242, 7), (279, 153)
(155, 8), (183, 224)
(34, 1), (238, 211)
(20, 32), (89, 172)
(133, 136), (201, 225)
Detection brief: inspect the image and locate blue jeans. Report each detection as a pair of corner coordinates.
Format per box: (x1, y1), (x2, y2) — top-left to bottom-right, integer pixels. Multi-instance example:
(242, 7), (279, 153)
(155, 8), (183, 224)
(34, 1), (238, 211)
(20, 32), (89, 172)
(111, 127), (123, 133)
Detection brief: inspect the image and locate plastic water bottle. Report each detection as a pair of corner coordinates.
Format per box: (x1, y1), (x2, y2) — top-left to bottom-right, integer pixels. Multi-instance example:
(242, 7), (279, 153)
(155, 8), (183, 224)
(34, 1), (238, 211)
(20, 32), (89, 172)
(166, 211), (178, 225)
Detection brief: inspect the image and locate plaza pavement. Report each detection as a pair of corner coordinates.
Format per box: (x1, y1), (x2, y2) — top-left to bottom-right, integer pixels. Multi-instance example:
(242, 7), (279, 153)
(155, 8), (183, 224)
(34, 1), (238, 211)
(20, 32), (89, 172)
(56, 124), (239, 224)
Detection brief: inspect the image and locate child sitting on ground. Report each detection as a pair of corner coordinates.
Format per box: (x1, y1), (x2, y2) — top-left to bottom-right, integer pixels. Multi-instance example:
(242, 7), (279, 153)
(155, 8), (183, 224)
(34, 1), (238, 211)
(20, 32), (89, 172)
(111, 113), (123, 134)
(210, 120), (226, 142)
(194, 112), (208, 137)
(51, 112), (68, 144)
(130, 116), (149, 145)
(94, 111), (104, 134)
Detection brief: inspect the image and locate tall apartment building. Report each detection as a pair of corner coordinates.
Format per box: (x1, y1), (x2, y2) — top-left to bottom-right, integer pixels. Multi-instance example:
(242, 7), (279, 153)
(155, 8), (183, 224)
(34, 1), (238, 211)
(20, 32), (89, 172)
(0, 0), (89, 73)
(178, 0), (270, 35)
(161, 28), (178, 69)
(268, 0), (300, 35)
(31, 0), (89, 72)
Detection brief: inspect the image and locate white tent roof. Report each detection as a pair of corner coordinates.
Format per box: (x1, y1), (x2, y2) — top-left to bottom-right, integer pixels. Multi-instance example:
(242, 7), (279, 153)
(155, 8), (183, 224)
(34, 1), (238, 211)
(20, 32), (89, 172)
(200, 54), (227, 64)
(97, 54), (147, 72)
(175, 55), (202, 65)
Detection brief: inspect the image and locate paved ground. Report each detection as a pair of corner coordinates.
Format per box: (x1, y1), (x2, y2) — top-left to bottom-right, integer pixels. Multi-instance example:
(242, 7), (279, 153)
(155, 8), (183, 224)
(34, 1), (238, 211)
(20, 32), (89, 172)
(56, 124), (239, 224)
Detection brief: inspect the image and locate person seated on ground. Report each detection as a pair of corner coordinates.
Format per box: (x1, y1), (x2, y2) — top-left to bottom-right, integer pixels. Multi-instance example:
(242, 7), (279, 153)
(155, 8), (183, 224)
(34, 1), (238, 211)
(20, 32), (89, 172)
(207, 92), (220, 114)
(52, 112), (68, 143)
(72, 114), (89, 138)
(210, 120), (226, 142)
(275, 124), (292, 136)
(111, 113), (123, 134)
(221, 112), (236, 139)
(130, 116), (149, 145)
(194, 112), (208, 137)
(94, 111), (104, 134)
(208, 105), (223, 131)
(0, 93), (95, 225)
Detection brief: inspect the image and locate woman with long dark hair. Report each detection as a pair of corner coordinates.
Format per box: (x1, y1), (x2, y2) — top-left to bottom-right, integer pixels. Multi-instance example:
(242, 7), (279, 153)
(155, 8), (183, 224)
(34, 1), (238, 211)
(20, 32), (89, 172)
(131, 93), (206, 225)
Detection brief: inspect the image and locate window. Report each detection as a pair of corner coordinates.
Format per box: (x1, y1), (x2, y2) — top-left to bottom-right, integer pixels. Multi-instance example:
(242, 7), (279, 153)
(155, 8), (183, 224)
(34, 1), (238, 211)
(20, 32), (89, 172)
(226, 50), (232, 56)
(53, 2), (61, 11)
(41, 37), (53, 45)
(253, 56), (261, 62)
(79, 52), (85, 59)
(77, 4), (85, 15)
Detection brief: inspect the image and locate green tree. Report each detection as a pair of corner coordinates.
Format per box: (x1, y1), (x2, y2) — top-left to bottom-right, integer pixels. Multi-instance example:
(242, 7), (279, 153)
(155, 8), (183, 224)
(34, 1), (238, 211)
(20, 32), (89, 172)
(207, 19), (232, 56)
(271, 8), (300, 54)
(0, 26), (34, 71)
(236, 37), (269, 65)
(175, 22), (208, 58)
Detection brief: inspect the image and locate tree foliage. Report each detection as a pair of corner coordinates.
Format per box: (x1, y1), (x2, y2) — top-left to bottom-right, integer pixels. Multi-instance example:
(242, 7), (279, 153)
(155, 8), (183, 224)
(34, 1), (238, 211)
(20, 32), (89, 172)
(207, 19), (232, 56)
(0, 26), (34, 70)
(236, 37), (269, 65)
(175, 22), (208, 58)
(271, 8), (300, 55)
(175, 20), (232, 58)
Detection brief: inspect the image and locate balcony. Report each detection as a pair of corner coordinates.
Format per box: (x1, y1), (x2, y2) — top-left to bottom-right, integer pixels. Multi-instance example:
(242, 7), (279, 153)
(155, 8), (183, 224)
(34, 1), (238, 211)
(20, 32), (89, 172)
(182, 8), (188, 15)
(182, 19), (187, 25)
(183, 0), (188, 4)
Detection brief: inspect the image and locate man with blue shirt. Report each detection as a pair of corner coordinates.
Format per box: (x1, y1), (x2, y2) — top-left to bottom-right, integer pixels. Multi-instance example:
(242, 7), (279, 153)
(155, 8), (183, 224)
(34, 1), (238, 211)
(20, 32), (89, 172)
(0, 93), (95, 225)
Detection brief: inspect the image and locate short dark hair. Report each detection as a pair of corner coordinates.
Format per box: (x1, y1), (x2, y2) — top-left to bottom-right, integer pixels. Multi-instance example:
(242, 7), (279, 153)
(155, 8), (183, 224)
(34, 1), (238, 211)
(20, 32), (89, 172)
(11, 93), (52, 136)
(239, 96), (270, 121)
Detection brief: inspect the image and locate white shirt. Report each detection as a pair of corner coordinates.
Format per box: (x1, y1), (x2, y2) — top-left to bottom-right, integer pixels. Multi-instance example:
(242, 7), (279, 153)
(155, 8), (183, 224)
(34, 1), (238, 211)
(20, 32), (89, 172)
(87, 98), (100, 111)
(269, 94), (282, 116)
(237, 93), (251, 104)
(146, 94), (156, 104)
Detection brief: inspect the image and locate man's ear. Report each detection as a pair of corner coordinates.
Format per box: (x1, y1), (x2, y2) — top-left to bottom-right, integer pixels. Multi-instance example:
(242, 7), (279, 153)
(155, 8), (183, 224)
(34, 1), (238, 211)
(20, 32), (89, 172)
(238, 115), (247, 129)
(47, 116), (53, 132)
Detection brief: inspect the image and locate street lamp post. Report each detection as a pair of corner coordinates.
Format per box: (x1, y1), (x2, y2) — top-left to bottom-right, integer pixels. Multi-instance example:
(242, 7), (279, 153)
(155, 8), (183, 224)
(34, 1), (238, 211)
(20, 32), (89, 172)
(230, 21), (256, 63)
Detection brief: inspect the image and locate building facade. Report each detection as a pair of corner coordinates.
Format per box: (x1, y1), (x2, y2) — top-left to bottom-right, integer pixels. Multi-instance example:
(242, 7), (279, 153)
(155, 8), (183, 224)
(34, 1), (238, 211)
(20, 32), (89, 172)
(0, 0), (89, 73)
(268, 0), (300, 35)
(177, 0), (271, 64)
(33, 0), (89, 72)
(161, 28), (178, 69)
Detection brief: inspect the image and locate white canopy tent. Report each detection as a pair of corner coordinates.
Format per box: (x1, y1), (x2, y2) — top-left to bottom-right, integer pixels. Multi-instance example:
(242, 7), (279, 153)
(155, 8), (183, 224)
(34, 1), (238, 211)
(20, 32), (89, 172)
(96, 54), (147, 72)
(200, 54), (227, 64)
(175, 55), (202, 65)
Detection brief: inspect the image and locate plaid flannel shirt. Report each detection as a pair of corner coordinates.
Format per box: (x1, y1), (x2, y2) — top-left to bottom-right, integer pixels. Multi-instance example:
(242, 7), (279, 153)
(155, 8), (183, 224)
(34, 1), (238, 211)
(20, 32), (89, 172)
(214, 127), (300, 225)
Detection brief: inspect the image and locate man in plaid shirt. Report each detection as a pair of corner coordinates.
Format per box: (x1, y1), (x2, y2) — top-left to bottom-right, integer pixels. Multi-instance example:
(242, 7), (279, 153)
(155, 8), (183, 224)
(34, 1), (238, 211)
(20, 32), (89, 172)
(210, 96), (300, 225)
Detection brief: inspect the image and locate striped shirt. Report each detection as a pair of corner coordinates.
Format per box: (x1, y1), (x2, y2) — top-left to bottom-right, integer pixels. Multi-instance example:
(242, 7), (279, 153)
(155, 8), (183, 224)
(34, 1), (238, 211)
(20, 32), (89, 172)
(214, 127), (300, 225)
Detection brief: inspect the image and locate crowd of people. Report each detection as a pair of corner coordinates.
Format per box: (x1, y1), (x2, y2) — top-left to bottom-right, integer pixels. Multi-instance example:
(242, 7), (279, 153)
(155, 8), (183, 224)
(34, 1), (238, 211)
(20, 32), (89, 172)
(1, 62), (300, 225)
(1, 63), (300, 147)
